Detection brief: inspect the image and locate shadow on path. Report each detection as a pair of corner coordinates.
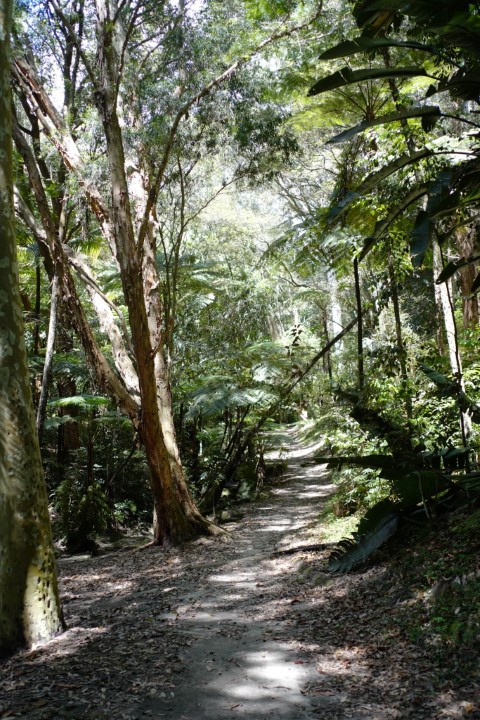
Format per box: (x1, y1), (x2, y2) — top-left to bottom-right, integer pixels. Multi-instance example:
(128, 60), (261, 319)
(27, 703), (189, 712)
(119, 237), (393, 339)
(3, 426), (475, 719)
(139, 444), (334, 719)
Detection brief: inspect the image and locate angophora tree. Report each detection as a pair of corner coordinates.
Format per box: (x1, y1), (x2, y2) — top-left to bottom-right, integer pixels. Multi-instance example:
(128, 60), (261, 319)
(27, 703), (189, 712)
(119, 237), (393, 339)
(13, 0), (319, 543)
(0, 0), (63, 655)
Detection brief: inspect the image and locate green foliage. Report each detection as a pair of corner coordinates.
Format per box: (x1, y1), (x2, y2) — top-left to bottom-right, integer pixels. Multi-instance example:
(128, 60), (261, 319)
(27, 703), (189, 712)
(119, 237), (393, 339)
(309, 1), (480, 275)
(186, 378), (274, 420)
(48, 394), (111, 410)
(325, 107), (440, 145)
(397, 506), (480, 654)
(319, 36), (436, 61)
(55, 478), (111, 551)
(420, 363), (480, 424)
(323, 434), (479, 572)
(244, 0), (298, 20)
(308, 66), (429, 97)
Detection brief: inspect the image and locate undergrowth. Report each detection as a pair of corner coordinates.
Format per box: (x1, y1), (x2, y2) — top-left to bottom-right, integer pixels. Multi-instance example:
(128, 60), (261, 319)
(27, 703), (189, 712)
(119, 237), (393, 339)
(379, 503), (480, 666)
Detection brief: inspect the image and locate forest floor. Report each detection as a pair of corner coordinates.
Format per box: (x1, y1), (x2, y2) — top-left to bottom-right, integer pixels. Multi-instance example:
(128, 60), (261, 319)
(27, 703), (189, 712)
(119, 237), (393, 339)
(1, 425), (479, 720)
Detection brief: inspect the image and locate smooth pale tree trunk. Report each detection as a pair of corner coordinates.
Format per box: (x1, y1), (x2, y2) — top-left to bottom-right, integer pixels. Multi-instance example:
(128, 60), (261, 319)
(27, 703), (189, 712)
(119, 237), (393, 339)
(36, 274), (59, 443)
(433, 239), (461, 377)
(353, 258), (364, 394)
(387, 254), (412, 420)
(0, 0), (64, 655)
(433, 237), (471, 440)
(327, 268), (343, 370)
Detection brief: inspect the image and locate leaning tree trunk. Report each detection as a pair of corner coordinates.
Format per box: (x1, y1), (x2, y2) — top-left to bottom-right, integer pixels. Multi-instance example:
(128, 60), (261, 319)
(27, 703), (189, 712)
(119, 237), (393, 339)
(0, 0), (64, 655)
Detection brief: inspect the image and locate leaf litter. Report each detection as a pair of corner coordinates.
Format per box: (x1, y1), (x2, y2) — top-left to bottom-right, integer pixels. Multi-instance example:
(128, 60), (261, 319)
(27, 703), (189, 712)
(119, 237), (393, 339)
(0, 431), (479, 719)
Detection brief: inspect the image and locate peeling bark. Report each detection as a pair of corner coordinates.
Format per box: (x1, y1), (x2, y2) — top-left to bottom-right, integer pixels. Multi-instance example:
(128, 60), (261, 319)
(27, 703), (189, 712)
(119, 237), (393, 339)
(10, 0), (322, 546)
(455, 225), (480, 329)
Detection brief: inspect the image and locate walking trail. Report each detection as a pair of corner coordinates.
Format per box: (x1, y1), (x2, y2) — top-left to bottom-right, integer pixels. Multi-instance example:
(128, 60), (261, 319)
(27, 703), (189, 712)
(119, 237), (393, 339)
(1, 427), (478, 719)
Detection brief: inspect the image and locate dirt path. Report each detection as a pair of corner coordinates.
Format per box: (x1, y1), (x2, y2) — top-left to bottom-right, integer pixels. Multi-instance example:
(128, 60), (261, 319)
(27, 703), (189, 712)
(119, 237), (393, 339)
(140, 437), (333, 720)
(1, 429), (479, 719)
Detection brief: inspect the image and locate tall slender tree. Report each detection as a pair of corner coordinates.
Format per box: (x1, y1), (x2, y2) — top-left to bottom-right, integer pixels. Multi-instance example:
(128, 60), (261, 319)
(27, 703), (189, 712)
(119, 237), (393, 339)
(13, 0), (318, 545)
(0, 0), (64, 655)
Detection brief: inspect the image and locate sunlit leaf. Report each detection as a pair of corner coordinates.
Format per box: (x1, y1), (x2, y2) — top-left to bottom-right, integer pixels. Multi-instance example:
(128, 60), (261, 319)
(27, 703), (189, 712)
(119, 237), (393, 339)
(326, 107), (440, 145)
(308, 67), (429, 97)
(319, 36), (435, 60)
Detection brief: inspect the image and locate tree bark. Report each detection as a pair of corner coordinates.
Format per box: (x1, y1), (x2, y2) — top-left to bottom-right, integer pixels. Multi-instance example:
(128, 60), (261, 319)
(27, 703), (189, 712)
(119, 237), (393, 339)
(0, 0), (64, 655)
(353, 257), (364, 394)
(11, 0), (323, 546)
(433, 236), (471, 441)
(36, 274), (59, 443)
(387, 254), (412, 420)
(455, 225), (480, 329)
(94, 0), (211, 543)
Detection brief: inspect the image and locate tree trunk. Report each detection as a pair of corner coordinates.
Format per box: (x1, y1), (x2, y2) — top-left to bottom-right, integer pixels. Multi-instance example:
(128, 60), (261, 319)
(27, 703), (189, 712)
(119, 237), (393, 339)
(433, 236), (471, 441)
(327, 268), (343, 369)
(36, 273), (59, 443)
(353, 257), (365, 394)
(434, 239), (461, 377)
(455, 225), (480, 329)
(0, 0), (64, 655)
(94, 0), (211, 544)
(388, 254), (412, 420)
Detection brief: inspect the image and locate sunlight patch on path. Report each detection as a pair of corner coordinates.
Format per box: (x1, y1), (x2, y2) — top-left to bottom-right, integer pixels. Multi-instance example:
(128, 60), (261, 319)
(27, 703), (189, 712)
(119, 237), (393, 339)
(140, 435), (334, 719)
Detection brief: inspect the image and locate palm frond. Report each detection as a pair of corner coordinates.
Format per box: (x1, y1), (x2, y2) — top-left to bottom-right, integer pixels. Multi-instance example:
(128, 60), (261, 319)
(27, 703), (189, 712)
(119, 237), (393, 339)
(328, 499), (400, 572)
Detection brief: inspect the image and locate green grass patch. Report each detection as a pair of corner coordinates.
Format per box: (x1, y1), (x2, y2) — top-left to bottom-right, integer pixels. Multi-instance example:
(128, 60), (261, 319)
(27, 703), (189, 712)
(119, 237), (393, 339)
(318, 512), (359, 544)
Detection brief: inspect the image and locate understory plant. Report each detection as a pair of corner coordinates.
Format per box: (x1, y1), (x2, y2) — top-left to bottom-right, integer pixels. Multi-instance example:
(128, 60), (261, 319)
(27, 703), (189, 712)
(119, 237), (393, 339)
(318, 365), (480, 573)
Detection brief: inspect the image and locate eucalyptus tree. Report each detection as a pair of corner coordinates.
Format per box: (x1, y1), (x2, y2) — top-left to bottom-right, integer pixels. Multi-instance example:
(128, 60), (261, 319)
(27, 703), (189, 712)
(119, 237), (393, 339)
(12, 0), (321, 544)
(0, 0), (63, 655)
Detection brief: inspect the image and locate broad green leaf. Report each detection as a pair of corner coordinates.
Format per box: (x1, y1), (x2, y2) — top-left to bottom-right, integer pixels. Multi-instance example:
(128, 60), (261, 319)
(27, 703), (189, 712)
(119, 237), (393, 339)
(327, 190), (361, 224)
(393, 470), (449, 507)
(359, 235), (376, 262)
(319, 36), (435, 60)
(435, 69), (480, 101)
(326, 106), (440, 145)
(419, 363), (452, 387)
(430, 186), (480, 218)
(319, 453), (397, 469)
(435, 255), (480, 284)
(364, 0), (471, 24)
(356, 149), (432, 196)
(425, 169), (455, 216)
(356, 498), (399, 536)
(327, 150), (432, 227)
(360, 186), (428, 261)
(410, 210), (433, 268)
(308, 67), (430, 97)
(436, 13), (480, 56)
(436, 258), (465, 284)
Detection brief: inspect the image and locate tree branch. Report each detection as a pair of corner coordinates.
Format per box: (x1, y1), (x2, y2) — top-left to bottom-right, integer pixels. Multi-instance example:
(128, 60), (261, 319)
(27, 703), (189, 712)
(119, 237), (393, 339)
(48, 0), (98, 91)
(12, 57), (116, 256)
(136, 5), (324, 254)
